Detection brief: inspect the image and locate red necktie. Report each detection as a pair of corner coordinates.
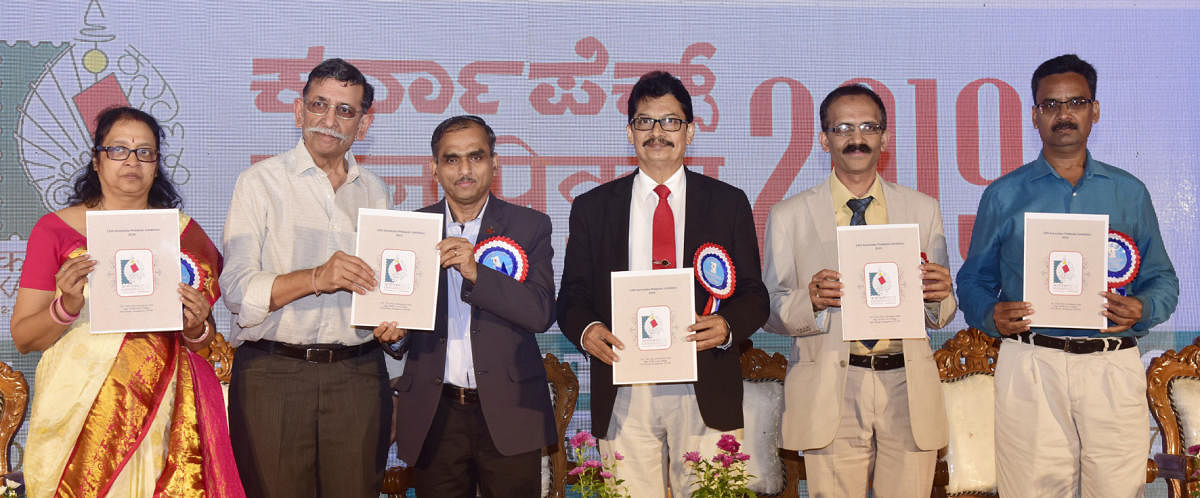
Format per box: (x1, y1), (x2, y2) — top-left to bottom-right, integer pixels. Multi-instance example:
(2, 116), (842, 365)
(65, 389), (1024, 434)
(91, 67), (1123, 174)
(652, 184), (675, 269)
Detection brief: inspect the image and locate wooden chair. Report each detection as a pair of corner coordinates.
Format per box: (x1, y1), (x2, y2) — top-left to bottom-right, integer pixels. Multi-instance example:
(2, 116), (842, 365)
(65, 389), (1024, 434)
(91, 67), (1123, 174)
(0, 362), (28, 473)
(931, 327), (1001, 498)
(381, 352), (579, 498)
(738, 345), (804, 497)
(201, 331), (236, 384)
(1147, 336), (1200, 497)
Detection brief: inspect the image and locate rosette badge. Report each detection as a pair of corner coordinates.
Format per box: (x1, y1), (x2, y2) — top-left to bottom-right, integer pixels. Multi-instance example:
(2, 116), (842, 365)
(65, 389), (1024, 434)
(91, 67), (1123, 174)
(694, 243), (736, 315)
(473, 236), (529, 282)
(1107, 230), (1140, 296)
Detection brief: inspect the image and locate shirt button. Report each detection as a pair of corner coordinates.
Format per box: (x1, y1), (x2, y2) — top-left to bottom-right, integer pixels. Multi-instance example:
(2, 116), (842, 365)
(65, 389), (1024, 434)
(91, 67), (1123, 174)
(433, 377), (442, 385)
(1072, 192), (1077, 197)
(839, 360), (847, 368)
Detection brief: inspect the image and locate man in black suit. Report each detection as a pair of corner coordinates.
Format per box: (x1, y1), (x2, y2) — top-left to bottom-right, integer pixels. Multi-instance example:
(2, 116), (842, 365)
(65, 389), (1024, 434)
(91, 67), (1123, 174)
(558, 71), (769, 497)
(384, 115), (556, 497)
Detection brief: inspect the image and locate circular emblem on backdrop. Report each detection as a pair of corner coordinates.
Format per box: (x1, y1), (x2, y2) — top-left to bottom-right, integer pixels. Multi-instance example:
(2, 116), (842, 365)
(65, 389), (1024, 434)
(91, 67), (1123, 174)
(474, 236), (528, 282)
(1107, 230), (1140, 290)
(694, 243), (736, 299)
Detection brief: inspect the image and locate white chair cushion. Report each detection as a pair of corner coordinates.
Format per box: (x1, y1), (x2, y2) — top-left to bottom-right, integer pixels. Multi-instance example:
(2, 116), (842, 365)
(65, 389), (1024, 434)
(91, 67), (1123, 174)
(742, 379), (784, 495)
(1170, 377), (1200, 451)
(941, 373), (997, 495)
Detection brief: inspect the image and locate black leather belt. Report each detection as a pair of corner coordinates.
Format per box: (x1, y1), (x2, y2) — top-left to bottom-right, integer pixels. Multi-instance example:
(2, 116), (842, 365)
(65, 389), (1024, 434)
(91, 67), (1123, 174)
(442, 384), (479, 405)
(1011, 332), (1136, 354)
(848, 353), (905, 370)
(243, 340), (379, 363)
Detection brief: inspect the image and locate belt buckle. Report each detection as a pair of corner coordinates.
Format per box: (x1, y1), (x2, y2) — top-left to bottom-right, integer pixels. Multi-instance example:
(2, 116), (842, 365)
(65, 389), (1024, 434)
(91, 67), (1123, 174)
(458, 388), (467, 404)
(869, 356), (879, 370)
(1103, 337), (1118, 352)
(305, 348), (333, 363)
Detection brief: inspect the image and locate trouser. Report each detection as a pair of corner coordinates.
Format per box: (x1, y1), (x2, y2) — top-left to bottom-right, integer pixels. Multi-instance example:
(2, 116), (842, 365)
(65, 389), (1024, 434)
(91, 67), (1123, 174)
(228, 344), (391, 498)
(414, 389), (541, 498)
(804, 365), (935, 498)
(994, 339), (1148, 497)
(599, 384), (739, 498)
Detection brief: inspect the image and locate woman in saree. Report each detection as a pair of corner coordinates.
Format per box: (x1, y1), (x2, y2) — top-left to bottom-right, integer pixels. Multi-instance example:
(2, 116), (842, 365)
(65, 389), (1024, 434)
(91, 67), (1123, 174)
(9, 106), (243, 497)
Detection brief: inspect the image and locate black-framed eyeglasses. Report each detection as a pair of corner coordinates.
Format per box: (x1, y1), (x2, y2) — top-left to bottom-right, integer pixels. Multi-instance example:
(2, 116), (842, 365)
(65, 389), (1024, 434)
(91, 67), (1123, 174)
(629, 116), (689, 132)
(304, 99), (363, 120)
(95, 145), (158, 162)
(1035, 97), (1094, 113)
(827, 122), (884, 137)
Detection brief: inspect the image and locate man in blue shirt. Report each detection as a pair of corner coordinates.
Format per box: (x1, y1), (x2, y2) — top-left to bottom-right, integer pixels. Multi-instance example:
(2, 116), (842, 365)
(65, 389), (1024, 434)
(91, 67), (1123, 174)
(957, 54), (1178, 496)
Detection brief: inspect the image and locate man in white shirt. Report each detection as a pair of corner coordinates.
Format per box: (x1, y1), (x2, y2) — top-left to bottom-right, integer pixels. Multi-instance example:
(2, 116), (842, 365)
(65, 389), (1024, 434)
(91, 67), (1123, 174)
(558, 71), (769, 497)
(220, 58), (400, 497)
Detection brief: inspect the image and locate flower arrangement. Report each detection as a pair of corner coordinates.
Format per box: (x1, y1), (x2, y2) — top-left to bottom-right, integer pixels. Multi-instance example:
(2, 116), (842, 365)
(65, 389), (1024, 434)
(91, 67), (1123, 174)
(684, 434), (756, 498)
(0, 476), (21, 498)
(567, 431), (629, 498)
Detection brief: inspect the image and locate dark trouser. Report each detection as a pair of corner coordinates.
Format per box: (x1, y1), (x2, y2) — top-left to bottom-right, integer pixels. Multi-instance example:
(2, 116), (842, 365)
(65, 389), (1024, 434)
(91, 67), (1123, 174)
(414, 392), (542, 498)
(228, 344), (391, 498)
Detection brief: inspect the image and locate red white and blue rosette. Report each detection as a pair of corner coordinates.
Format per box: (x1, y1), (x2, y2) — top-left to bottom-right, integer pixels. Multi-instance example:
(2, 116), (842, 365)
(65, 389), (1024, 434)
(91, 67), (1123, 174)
(474, 236), (529, 282)
(694, 243), (736, 315)
(1107, 230), (1140, 296)
(180, 251), (206, 290)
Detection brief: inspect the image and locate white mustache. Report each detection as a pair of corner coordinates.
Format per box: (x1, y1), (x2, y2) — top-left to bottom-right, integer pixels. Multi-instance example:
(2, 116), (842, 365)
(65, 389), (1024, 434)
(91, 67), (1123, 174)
(306, 126), (349, 141)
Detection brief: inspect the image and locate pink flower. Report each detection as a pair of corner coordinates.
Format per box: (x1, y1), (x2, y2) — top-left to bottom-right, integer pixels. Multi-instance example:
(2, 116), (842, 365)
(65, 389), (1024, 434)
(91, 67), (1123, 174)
(570, 431), (597, 449)
(600, 471), (613, 479)
(1189, 444), (1200, 456)
(683, 451), (702, 463)
(585, 459), (603, 468)
(734, 452), (750, 462)
(713, 452), (734, 468)
(569, 466), (586, 476)
(614, 451), (624, 461)
(716, 434), (741, 453)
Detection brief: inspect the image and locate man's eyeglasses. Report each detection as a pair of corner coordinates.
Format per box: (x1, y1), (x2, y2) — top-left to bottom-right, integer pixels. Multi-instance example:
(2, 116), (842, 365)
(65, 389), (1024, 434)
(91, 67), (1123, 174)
(1035, 97), (1094, 113)
(304, 99), (363, 120)
(629, 116), (689, 132)
(827, 122), (884, 137)
(95, 145), (158, 162)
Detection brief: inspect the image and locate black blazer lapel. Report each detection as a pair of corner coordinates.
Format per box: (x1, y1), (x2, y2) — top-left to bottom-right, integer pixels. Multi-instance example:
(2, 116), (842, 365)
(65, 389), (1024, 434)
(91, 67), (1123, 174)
(605, 174), (634, 272)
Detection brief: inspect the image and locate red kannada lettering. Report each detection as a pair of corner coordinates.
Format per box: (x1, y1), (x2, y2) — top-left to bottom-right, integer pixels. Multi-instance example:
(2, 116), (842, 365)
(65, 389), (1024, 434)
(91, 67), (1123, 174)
(612, 43), (719, 132)
(459, 61), (526, 115)
(528, 37), (609, 115)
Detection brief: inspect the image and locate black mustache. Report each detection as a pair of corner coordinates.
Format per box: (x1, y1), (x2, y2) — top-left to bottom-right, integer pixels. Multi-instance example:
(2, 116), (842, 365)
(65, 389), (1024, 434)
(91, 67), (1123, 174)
(1052, 121), (1078, 132)
(643, 138), (674, 147)
(842, 143), (871, 154)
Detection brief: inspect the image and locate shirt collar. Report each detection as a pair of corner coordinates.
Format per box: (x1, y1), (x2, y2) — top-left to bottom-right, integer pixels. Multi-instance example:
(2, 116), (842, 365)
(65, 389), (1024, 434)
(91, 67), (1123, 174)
(289, 139), (361, 184)
(829, 172), (885, 206)
(444, 194), (490, 229)
(633, 166), (687, 202)
(1030, 150), (1109, 182)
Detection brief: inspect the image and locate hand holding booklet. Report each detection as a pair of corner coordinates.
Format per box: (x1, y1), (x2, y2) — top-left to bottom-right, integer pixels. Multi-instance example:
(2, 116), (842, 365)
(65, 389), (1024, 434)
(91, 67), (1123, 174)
(351, 208), (443, 330)
(836, 223), (926, 340)
(610, 268), (697, 384)
(86, 209), (182, 333)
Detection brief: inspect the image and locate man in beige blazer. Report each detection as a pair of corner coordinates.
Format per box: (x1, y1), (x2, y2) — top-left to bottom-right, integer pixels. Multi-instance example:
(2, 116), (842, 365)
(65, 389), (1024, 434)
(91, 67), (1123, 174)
(762, 84), (957, 498)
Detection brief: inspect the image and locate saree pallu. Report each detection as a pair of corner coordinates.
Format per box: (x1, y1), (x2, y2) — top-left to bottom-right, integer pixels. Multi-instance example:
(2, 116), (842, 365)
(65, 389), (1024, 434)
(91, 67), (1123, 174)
(24, 214), (243, 498)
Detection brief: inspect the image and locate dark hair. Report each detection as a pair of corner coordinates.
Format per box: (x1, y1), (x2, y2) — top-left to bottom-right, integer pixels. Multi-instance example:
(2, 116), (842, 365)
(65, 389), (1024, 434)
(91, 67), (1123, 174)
(626, 71), (693, 123)
(430, 115), (496, 157)
(1031, 54), (1097, 100)
(302, 58), (375, 112)
(70, 106), (181, 209)
(819, 84), (887, 132)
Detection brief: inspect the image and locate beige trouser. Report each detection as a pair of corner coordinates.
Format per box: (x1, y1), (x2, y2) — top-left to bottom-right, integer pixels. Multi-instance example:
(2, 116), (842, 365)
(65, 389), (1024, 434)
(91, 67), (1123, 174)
(804, 366), (936, 498)
(995, 339), (1149, 498)
(599, 384), (739, 498)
